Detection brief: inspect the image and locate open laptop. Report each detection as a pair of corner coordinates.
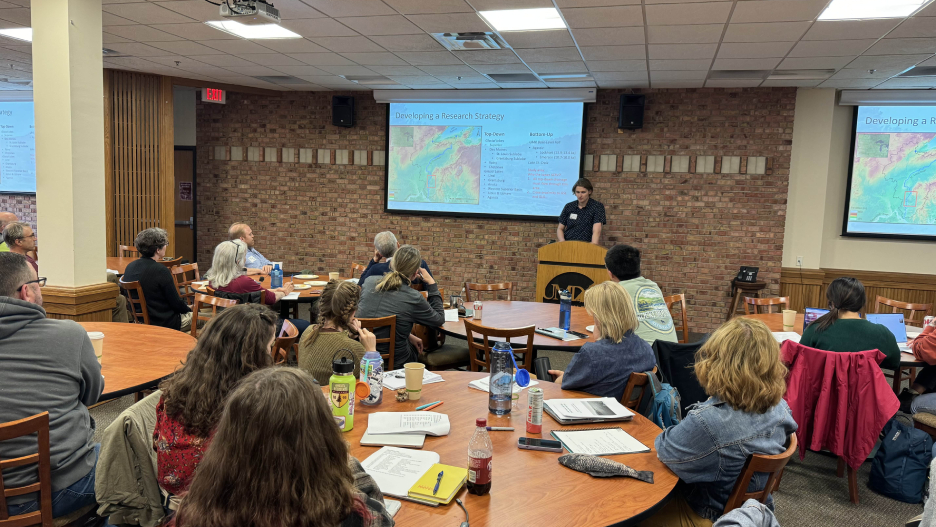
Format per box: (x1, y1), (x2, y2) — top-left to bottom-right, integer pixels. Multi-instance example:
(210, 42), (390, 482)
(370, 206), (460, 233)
(803, 307), (830, 332)
(864, 313), (910, 351)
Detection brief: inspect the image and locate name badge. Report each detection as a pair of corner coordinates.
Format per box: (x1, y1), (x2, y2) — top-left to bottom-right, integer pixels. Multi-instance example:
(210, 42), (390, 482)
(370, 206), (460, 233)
(569, 214), (578, 220)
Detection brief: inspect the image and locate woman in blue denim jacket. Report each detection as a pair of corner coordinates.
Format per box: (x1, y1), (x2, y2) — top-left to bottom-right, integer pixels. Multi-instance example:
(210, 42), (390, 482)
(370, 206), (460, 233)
(641, 317), (798, 526)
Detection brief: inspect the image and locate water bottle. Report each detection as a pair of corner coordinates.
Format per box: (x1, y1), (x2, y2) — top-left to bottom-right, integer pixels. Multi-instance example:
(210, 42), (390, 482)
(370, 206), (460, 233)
(360, 351), (383, 406)
(271, 263), (283, 289)
(467, 418), (493, 496)
(329, 350), (357, 432)
(559, 289), (572, 331)
(489, 342), (514, 416)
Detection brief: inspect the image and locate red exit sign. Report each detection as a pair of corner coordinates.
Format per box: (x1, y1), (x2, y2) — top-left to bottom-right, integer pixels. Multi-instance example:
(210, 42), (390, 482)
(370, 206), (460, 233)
(201, 88), (226, 104)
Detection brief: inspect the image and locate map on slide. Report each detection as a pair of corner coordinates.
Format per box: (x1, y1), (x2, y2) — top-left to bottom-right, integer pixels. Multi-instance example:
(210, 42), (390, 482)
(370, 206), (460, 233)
(849, 132), (936, 226)
(388, 125), (482, 205)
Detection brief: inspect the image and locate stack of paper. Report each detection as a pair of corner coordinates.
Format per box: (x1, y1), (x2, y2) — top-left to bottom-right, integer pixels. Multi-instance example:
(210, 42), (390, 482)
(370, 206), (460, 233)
(468, 376), (539, 394)
(550, 427), (650, 456)
(408, 463), (468, 505)
(382, 368), (444, 391)
(366, 412), (450, 436)
(772, 332), (801, 343)
(282, 292), (300, 300)
(361, 447), (441, 501)
(544, 397), (635, 425)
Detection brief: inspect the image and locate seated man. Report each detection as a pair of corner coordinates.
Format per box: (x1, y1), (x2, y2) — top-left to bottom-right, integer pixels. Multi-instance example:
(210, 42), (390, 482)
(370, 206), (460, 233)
(0, 253), (104, 519)
(122, 227), (193, 332)
(605, 244), (678, 345)
(0, 211), (17, 252)
(2, 221), (37, 272)
(358, 231), (432, 288)
(229, 223), (275, 275)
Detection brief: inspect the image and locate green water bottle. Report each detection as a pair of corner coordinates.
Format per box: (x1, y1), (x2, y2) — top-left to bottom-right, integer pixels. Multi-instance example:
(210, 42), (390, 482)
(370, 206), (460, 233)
(329, 350), (368, 432)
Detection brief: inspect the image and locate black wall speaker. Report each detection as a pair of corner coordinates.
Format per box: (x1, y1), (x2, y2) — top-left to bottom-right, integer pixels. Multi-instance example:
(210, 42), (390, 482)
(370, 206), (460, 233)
(618, 94), (645, 130)
(332, 96), (354, 127)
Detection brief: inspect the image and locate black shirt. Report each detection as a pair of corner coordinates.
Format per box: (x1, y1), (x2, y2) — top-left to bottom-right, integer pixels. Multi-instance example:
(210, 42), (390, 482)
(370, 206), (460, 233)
(559, 198), (606, 242)
(122, 258), (191, 330)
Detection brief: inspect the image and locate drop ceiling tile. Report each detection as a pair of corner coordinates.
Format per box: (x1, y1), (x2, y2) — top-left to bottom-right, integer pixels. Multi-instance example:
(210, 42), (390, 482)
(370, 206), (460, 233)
(406, 13), (491, 33)
(280, 18), (360, 37)
(544, 81), (598, 88)
(571, 27), (644, 46)
(150, 23), (239, 40)
(889, 17), (936, 38)
(717, 42), (794, 59)
(296, 75), (354, 84)
(776, 56), (853, 69)
(336, 15), (423, 36)
(234, 54), (308, 66)
(152, 1), (219, 21)
(367, 65), (426, 75)
(514, 47), (581, 62)
(216, 65), (285, 76)
(0, 7), (28, 25)
(597, 80), (649, 88)
(269, 65), (331, 76)
(652, 80), (704, 87)
(452, 49), (523, 65)
(645, 2), (732, 26)
(586, 59), (646, 71)
(418, 65), (480, 75)
(873, 77), (936, 88)
(310, 36), (385, 53)
(705, 79), (763, 87)
(151, 40), (225, 55)
(102, 33), (133, 44)
(730, 0), (827, 23)
(302, 0), (396, 17)
(723, 22), (810, 42)
(289, 84), (331, 91)
(527, 61), (590, 73)
(103, 25), (184, 42)
(651, 70), (708, 80)
(502, 30), (576, 48)
(406, 84), (456, 89)
(866, 38), (936, 56)
(387, 75), (446, 84)
(761, 79), (823, 87)
(649, 59), (711, 70)
(382, 0), (473, 14)
(712, 57), (781, 69)
(186, 54), (251, 67)
(102, 3), (193, 24)
(287, 53), (358, 66)
(789, 39), (876, 57)
(647, 24), (724, 44)
(803, 19), (901, 41)
(268, 0), (328, 18)
(581, 45), (646, 60)
(562, 6), (645, 28)
(436, 74), (495, 84)
(557, 0), (641, 5)
(340, 52), (410, 65)
(495, 82), (547, 88)
(370, 34), (445, 52)
(102, 42), (175, 57)
(472, 64), (534, 74)
(254, 39), (329, 54)
(847, 54), (930, 71)
(455, 83), (503, 89)
(816, 79), (882, 88)
(828, 68), (893, 79)
(649, 43), (718, 60)
(921, 56), (936, 67)
(103, 56), (167, 70)
(918, 1), (936, 16)
(315, 65), (379, 75)
(102, 13), (137, 26)
(396, 51), (464, 65)
(471, 0), (555, 8)
(593, 71), (649, 80)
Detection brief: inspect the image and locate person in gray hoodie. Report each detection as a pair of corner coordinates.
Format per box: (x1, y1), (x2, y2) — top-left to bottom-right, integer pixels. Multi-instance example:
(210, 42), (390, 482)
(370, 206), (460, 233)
(0, 253), (104, 519)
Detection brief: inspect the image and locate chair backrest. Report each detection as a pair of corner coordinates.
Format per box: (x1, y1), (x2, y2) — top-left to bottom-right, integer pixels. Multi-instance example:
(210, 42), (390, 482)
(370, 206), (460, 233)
(350, 262), (367, 279)
(272, 319), (299, 364)
(158, 256), (183, 269)
(743, 296), (789, 315)
(463, 320), (535, 372)
(875, 295), (932, 325)
(464, 282), (513, 302)
(171, 263), (201, 307)
(191, 293), (237, 337)
(357, 315), (397, 369)
(118, 245), (138, 257)
(663, 293), (689, 343)
(723, 434), (798, 515)
(620, 367), (658, 410)
(0, 412), (53, 527)
(118, 279), (150, 325)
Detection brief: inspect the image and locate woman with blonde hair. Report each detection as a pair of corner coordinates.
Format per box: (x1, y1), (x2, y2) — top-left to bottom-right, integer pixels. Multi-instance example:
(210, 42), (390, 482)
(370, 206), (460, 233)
(548, 281), (655, 400)
(357, 244), (444, 369)
(641, 317), (797, 527)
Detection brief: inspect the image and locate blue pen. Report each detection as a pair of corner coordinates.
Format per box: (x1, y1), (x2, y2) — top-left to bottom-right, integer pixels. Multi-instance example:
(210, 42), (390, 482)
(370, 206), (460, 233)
(415, 400), (441, 410)
(433, 470), (444, 495)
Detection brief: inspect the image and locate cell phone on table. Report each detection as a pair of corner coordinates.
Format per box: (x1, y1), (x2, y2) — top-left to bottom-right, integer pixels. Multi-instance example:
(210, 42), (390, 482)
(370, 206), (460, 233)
(518, 437), (564, 453)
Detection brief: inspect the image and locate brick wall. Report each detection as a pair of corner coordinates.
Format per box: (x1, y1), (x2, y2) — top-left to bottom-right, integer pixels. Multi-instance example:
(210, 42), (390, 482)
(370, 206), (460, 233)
(196, 88), (795, 332)
(0, 193), (37, 231)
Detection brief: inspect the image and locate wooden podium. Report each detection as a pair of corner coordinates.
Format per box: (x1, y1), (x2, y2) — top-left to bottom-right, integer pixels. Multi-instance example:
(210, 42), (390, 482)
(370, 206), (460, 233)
(536, 241), (608, 304)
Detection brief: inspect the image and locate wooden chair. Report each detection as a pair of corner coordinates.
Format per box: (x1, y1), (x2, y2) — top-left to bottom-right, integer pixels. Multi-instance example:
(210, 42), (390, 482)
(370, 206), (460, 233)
(158, 256), (183, 269)
(191, 293), (237, 337)
(118, 244), (138, 257)
(171, 263), (201, 307)
(663, 293), (689, 343)
(357, 315), (397, 370)
(620, 367), (658, 410)
(272, 319), (300, 364)
(875, 296), (932, 391)
(464, 320), (535, 373)
(350, 262), (367, 279)
(743, 296), (790, 315)
(0, 412), (53, 527)
(118, 279), (150, 325)
(723, 434), (798, 514)
(464, 282), (513, 302)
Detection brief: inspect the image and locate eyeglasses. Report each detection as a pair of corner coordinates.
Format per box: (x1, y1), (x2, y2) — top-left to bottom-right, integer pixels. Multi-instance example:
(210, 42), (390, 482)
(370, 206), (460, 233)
(17, 277), (47, 291)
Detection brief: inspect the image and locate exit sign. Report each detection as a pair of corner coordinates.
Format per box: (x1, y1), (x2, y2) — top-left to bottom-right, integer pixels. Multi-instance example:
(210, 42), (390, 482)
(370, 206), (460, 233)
(201, 88), (226, 104)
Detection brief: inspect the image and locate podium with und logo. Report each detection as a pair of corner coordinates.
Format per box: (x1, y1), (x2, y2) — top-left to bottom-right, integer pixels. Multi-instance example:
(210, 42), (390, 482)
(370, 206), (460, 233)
(536, 241), (608, 305)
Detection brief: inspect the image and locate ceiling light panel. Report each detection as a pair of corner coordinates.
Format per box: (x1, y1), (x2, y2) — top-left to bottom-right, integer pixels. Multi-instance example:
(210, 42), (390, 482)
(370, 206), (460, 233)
(819, 0), (934, 20)
(478, 8), (567, 31)
(0, 28), (31, 42)
(206, 21), (302, 39)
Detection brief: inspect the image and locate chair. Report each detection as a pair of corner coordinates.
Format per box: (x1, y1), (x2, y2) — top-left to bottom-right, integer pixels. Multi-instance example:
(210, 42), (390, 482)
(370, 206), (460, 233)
(875, 296), (932, 391)
(743, 296), (789, 315)
(912, 412), (936, 441)
(663, 293), (689, 343)
(191, 293), (237, 337)
(464, 282), (514, 302)
(157, 256), (183, 269)
(118, 279), (150, 325)
(357, 315), (396, 370)
(350, 262), (367, 279)
(171, 263), (201, 307)
(722, 434), (798, 515)
(620, 367), (658, 410)
(464, 320), (535, 373)
(272, 319), (300, 364)
(118, 245), (138, 257)
(0, 412), (53, 527)
(652, 338), (709, 415)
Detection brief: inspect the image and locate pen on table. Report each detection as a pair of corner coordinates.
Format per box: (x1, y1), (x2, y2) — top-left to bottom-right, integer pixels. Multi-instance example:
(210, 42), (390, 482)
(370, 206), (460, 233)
(433, 470), (444, 495)
(486, 427), (514, 431)
(420, 402), (443, 412)
(415, 400), (441, 410)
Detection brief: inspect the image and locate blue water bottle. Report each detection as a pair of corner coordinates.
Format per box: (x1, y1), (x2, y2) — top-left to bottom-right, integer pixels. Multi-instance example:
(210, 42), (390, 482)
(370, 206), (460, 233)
(271, 264), (283, 289)
(559, 289), (572, 331)
(489, 342), (514, 416)
(360, 351), (383, 406)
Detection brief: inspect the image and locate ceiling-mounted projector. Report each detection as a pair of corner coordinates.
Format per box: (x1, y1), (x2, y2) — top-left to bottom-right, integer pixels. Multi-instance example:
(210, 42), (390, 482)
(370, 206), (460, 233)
(219, 0), (281, 25)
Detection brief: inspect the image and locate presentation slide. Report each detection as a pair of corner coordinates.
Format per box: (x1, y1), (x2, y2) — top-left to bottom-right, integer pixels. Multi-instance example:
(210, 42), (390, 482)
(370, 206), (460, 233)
(386, 102), (584, 220)
(0, 101), (34, 193)
(845, 105), (936, 238)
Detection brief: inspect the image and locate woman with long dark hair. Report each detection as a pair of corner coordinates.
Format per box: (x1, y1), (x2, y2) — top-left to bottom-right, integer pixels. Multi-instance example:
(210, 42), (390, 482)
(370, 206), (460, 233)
(173, 368), (393, 527)
(799, 277), (900, 371)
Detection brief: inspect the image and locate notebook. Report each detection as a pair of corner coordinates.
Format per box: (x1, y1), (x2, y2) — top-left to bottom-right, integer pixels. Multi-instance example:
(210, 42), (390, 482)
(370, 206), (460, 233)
(865, 313), (909, 349)
(544, 397), (635, 425)
(803, 307), (830, 331)
(550, 427), (650, 456)
(360, 431), (426, 448)
(407, 463), (468, 505)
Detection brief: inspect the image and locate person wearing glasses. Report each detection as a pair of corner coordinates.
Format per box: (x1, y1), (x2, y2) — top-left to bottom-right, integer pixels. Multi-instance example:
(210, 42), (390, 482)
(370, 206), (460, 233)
(123, 228), (193, 332)
(0, 252), (104, 520)
(2, 221), (37, 272)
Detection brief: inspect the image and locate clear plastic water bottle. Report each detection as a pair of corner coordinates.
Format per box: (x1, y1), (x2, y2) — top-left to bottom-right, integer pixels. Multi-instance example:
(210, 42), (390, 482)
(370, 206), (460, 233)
(360, 351), (383, 406)
(271, 263), (283, 289)
(489, 342), (514, 416)
(559, 289), (572, 331)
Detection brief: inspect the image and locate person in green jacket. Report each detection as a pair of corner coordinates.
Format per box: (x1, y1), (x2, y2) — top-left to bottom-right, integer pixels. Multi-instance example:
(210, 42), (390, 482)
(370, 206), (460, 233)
(799, 276), (900, 371)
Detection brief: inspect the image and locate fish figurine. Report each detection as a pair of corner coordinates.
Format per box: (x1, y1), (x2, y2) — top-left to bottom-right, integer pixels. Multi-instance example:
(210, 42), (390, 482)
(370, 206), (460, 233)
(558, 453), (654, 483)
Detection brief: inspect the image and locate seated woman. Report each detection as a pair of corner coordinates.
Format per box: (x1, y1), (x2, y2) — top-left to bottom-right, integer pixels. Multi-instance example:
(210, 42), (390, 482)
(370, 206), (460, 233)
(204, 239), (309, 336)
(642, 317), (797, 526)
(548, 281), (656, 400)
(357, 245), (444, 369)
(799, 276), (900, 372)
(172, 368), (393, 527)
(154, 304), (276, 496)
(122, 227), (192, 331)
(298, 279), (378, 384)
(904, 318), (936, 414)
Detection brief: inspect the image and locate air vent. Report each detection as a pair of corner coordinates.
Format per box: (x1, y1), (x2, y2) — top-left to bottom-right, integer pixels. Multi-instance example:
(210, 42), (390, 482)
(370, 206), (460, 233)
(252, 75), (311, 85)
(768, 69), (835, 80)
(708, 70), (771, 80)
(431, 32), (505, 51)
(899, 67), (936, 77)
(102, 48), (126, 57)
(342, 75), (397, 85)
(486, 73), (540, 83)
(541, 74), (594, 82)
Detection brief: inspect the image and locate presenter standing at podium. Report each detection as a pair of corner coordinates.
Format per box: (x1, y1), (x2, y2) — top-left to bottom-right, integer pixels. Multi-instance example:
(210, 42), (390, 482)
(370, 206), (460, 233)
(557, 178), (606, 245)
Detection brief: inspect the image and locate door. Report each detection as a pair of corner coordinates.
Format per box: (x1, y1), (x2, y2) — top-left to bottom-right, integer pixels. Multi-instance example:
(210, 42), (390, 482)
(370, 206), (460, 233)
(174, 147), (196, 264)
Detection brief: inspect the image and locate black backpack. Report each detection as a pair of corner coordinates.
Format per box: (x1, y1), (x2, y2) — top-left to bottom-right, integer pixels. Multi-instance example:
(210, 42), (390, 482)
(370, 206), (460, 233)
(869, 418), (933, 503)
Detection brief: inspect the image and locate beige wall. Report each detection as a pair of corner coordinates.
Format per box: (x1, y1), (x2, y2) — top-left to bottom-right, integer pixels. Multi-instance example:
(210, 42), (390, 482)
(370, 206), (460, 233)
(785, 88), (936, 274)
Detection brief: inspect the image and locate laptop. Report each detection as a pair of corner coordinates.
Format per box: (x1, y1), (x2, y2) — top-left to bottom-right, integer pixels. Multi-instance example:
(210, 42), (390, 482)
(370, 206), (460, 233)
(864, 313), (910, 351)
(803, 307), (830, 332)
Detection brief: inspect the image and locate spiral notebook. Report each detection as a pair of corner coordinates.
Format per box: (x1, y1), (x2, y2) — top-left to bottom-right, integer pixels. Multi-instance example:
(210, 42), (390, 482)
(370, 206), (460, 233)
(550, 427), (650, 456)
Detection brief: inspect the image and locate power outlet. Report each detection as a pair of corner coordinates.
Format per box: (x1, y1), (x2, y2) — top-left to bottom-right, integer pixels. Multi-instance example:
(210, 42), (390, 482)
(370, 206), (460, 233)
(796, 256), (803, 267)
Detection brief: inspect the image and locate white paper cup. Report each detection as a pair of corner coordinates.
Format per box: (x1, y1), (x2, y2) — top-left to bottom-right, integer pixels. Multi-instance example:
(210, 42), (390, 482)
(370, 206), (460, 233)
(87, 332), (104, 364)
(404, 362), (425, 401)
(329, 272), (340, 281)
(782, 310), (796, 328)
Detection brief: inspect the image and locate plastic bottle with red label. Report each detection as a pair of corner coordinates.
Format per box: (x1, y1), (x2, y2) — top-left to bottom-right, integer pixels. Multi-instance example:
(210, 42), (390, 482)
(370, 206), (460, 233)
(467, 418), (493, 496)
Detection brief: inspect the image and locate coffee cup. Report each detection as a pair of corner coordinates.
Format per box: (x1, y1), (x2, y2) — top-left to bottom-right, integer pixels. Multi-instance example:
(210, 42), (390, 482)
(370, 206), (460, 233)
(329, 272), (340, 281)
(87, 332), (104, 364)
(782, 309), (796, 328)
(925, 315), (935, 327)
(404, 362), (425, 401)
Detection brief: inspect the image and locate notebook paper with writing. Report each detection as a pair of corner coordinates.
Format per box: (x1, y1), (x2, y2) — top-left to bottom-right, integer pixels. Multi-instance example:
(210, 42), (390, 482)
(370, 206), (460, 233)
(550, 427), (650, 456)
(361, 447), (440, 499)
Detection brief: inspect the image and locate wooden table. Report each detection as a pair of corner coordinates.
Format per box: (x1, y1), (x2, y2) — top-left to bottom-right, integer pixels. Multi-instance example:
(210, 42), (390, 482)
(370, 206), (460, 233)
(344, 371), (677, 527)
(194, 274), (351, 318)
(106, 256), (137, 275)
(80, 322), (195, 401)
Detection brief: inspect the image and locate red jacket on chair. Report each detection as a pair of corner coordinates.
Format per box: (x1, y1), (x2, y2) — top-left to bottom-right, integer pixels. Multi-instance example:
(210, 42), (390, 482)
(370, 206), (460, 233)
(780, 340), (899, 470)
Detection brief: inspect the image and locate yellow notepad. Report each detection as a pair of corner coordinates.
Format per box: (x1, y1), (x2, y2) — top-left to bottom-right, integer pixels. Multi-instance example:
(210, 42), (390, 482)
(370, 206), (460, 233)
(407, 463), (468, 505)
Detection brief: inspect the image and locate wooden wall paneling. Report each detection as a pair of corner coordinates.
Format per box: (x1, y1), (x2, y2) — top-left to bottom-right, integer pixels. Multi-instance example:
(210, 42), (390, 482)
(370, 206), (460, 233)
(779, 267), (824, 312)
(159, 76), (175, 256)
(781, 268), (936, 316)
(103, 70), (115, 256)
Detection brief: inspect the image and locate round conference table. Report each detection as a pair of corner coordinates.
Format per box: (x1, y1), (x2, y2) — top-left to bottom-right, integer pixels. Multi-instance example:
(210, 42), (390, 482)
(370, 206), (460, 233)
(79, 322), (195, 401)
(344, 371), (677, 527)
(105, 256), (137, 275)
(194, 274), (352, 318)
